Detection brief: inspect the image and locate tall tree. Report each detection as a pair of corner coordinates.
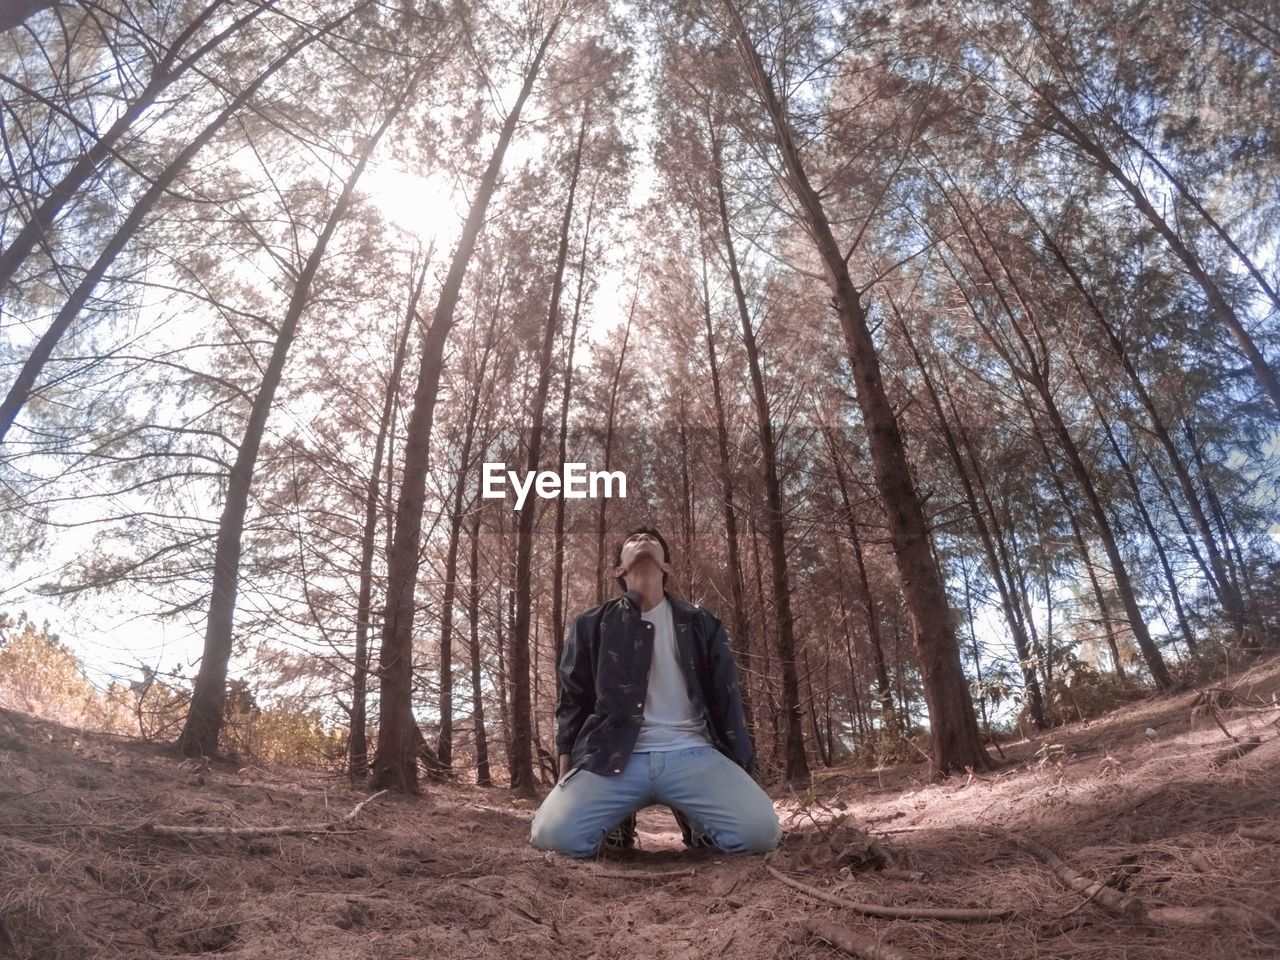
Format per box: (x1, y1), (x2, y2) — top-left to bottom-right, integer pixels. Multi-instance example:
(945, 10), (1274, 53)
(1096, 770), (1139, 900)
(371, 6), (565, 792)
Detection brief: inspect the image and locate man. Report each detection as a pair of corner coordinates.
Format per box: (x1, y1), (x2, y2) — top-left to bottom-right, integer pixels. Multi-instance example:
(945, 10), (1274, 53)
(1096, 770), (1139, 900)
(530, 526), (781, 858)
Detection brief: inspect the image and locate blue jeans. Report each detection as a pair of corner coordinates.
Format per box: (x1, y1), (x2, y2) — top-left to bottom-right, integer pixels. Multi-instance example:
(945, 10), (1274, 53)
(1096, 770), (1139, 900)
(529, 746), (781, 858)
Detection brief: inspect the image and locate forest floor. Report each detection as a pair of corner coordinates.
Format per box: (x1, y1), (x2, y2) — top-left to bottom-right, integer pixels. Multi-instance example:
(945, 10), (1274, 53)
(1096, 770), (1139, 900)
(2, 656), (1279, 960)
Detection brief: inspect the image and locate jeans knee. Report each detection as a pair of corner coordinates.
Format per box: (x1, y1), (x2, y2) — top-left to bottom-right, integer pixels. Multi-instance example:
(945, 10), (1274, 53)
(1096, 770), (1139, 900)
(530, 809), (596, 858)
(720, 807), (782, 854)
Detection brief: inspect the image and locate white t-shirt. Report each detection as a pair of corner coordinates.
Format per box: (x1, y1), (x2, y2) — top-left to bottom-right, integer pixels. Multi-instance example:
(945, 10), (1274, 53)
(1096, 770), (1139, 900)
(633, 597), (711, 752)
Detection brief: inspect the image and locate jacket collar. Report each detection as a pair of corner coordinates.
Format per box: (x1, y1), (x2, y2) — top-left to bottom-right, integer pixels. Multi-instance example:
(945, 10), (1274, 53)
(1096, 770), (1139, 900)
(622, 588), (698, 626)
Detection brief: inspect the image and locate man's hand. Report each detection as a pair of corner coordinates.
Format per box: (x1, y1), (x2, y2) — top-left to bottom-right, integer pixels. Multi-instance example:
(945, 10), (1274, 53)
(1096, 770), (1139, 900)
(559, 753), (573, 778)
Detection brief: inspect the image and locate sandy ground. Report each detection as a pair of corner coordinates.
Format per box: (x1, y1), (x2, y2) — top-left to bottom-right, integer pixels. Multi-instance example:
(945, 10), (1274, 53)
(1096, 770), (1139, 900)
(2, 656), (1279, 960)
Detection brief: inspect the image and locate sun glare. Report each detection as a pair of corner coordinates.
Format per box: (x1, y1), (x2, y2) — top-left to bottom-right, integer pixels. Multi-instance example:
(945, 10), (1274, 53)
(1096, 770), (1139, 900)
(363, 165), (464, 253)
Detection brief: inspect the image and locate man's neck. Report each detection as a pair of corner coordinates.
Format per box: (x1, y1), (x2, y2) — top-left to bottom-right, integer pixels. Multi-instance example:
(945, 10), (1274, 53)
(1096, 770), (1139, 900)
(625, 573), (665, 612)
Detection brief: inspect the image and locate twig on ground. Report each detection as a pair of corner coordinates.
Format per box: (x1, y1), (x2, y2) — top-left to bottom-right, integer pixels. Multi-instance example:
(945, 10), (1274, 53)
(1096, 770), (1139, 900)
(765, 864), (1013, 922)
(1239, 825), (1280, 843)
(142, 790), (388, 839)
(803, 918), (924, 960)
(587, 868), (698, 881)
(1209, 736), (1263, 767)
(984, 828), (1142, 916)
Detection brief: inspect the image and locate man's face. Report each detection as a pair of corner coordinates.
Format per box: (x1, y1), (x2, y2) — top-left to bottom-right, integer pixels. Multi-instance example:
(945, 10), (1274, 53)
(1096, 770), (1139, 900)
(615, 531), (669, 580)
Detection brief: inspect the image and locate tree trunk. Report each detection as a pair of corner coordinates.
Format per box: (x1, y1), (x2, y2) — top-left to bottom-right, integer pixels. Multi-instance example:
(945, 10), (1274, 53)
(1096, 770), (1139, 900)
(709, 126), (808, 784)
(721, 0), (989, 775)
(0, 10), (349, 442)
(593, 298), (634, 605)
(697, 231), (754, 733)
(351, 257), (426, 781)
(510, 110), (586, 793)
(892, 312), (1048, 728)
(819, 421), (899, 736)
(370, 21), (560, 792)
(551, 178), (596, 680)
(1074, 357), (1198, 654)
(178, 88), (402, 758)
(436, 315), (498, 776)
(1029, 209), (1248, 638)
(939, 188), (1171, 690)
(0, 0), (272, 295)
(1040, 97), (1280, 415)
(467, 502), (491, 786)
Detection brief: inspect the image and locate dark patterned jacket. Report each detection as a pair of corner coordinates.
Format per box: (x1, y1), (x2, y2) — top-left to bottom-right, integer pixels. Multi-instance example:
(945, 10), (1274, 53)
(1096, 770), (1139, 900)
(555, 589), (757, 778)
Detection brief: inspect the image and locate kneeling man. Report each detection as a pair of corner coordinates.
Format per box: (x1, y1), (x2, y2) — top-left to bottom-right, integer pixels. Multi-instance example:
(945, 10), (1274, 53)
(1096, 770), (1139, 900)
(531, 526), (781, 857)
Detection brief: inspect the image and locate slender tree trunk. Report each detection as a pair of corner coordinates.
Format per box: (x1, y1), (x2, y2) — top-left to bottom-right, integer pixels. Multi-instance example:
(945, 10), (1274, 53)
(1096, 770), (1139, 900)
(1039, 98), (1280, 415)
(710, 127), (808, 784)
(0, 0), (272, 294)
(1030, 212), (1247, 636)
(351, 257), (426, 781)
(371, 22), (560, 792)
(494, 550), (511, 774)
(178, 91), (402, 757)
(748, 512), (780, 761)
(720, 0), (989, 776)
(697, 231), (753, 733)
(833, 552), (868, 743)
(893, 311), (1048, 728)
(1022, 399), (1130, 682)
(939, 193), (1171, 689)
(510, 111), (586, 793)
(435, 319), (498, 776)
(594, 298), (634, 605)
(1074, 358), (1198, 654)
(551, 179), (596, 680)
(0, 10), (349, 442)
(467, 502), (491, 786)
(819, 422), (898, 735)
(803, 648), (829, 767)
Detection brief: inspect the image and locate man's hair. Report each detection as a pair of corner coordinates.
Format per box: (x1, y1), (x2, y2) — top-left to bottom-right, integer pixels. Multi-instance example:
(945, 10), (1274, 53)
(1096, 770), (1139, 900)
(612, 526), (671, 594)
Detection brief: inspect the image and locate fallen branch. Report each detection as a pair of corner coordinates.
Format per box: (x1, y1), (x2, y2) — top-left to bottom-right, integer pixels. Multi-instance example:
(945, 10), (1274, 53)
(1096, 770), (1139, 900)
(1209, 736), (1262, 767)
(143, 789), (388, 839)
(588, 868), (698, 881)
(986, 829), (1142, 916)
(1239, 825), (1280, 843)
(804, 918), (923, 960)
(765, 864), (1013, 922)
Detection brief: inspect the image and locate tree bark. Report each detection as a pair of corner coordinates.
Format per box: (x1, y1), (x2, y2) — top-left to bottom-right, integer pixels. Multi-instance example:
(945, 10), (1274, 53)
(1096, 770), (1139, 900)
(709, 125), (808, 784)
(370, 20), (559, 792)
(593, 298), (634, 605)
(0, 0), (273, 294)
(510, 110), (587, 793)
(892, 312), (1048, 728)
(467, 500), (491, 786)
(551, 178), (596, 681)
(720, 0), (990, 775)
(0, 9), (350, 442)
(178, 84), (403, 757)
(351, 257), (426, 781)
(819, 421), (899, 736)
(436, 312), (498, 775)
(697, 230), (754, 733)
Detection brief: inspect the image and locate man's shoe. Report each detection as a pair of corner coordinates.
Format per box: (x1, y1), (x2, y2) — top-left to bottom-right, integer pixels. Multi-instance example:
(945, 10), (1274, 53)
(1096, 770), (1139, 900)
(674, 809), (716, 850)
(601, 812), (637, 850)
